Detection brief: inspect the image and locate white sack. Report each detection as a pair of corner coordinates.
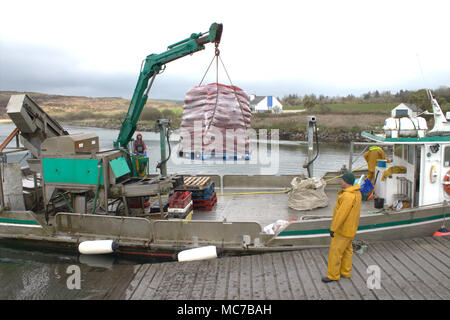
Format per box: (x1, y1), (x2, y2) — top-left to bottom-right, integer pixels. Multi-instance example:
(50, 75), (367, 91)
(288, 177), (329, 211)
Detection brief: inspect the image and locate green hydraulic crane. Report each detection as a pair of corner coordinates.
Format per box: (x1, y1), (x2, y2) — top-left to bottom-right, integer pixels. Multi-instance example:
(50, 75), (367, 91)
(114, 23), (223, 152)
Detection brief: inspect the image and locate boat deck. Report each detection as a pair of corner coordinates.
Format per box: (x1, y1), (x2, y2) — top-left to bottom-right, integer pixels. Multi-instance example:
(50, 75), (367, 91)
(2, 235), (448, 300)
(193, 187), (377, 227)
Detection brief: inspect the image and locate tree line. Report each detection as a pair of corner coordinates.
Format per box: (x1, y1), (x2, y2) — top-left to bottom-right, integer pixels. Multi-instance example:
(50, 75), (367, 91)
(281, 86), (450, 110)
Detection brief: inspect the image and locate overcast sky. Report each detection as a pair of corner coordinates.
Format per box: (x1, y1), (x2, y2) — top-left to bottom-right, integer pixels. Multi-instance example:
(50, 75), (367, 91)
(0, 0), (449, 100)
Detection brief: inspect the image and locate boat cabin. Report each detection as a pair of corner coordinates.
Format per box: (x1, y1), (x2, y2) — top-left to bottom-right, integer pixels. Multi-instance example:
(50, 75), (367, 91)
(362, 134), (450, 208)
(362, 91), (450, 210)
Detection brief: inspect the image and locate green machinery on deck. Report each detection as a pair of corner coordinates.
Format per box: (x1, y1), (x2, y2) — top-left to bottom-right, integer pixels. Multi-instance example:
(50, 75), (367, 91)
(36, 23), (222, 214)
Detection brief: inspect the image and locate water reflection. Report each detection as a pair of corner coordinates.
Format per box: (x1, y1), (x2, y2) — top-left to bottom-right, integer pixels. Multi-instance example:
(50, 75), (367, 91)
(0, 244), (169, 299)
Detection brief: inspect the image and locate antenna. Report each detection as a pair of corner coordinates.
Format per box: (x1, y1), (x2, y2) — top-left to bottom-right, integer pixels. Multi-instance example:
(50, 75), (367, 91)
(416, 53), (428, 89)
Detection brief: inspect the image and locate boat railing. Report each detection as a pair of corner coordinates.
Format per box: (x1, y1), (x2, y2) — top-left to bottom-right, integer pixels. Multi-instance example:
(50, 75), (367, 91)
(348, 141), (395, 171)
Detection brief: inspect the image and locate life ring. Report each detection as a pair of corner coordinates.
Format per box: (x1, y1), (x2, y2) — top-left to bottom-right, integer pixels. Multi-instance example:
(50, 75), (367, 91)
(443, 170), (450, 195)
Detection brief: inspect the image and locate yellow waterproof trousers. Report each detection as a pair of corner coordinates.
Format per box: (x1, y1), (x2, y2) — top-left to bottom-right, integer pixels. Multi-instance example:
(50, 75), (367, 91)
(327, 234), (353, 280)
(367, 170), (375, 182)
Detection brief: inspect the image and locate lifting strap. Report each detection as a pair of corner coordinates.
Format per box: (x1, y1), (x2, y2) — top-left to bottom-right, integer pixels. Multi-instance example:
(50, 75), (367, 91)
(198, 44), (249, 142)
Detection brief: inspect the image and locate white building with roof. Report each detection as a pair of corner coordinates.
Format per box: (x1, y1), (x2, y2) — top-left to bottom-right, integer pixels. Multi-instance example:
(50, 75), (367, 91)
(391, 103), (421, 118)
(249, 94), (283, 113)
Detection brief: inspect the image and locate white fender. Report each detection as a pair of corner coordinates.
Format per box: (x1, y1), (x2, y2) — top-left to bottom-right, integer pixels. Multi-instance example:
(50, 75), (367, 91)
(430, 165), (437, 183)
(78, 240), (118, 255)
(177, 245), (218, 262)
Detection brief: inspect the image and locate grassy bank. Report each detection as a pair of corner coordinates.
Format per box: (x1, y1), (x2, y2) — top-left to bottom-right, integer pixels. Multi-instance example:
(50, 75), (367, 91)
(284, 103), (397, 113)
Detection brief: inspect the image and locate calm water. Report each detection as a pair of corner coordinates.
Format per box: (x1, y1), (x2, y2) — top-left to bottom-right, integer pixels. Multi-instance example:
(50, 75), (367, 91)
(0, 123), (366, 176)
(0, 123), (367, 299)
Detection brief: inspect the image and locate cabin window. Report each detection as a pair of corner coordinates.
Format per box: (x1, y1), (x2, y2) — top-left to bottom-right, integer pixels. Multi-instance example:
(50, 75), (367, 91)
(396, 109), (409, 117)
(407, 145), (415, 165)
(444, 146), (450, 167)
(399, 178), (413, 202)
(394, 145), (403, 158)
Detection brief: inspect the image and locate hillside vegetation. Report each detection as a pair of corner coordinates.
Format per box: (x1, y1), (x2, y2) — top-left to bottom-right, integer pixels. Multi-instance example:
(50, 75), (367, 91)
(1, 87), (449, 134)
(0, 90), (183, 128)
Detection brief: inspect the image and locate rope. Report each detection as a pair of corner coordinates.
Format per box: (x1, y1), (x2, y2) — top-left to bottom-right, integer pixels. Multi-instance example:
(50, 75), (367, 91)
(198, 54), (216, 86)
(148, 188), (291, 200)
(218, 189), (291, 196)
(218, 55), (248, 131)
(199, 45), (249, 145)
(201, 44), (220, 141)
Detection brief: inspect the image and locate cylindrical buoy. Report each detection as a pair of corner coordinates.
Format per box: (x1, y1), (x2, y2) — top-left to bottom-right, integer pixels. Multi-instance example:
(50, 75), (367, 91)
(78, 240), (118, 255)
(433, 227), (450, 237)
(177, 245), (218, 262)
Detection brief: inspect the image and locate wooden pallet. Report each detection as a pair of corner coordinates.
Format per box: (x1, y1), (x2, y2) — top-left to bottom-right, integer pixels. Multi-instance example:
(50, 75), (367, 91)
(176, 176), (212, 191)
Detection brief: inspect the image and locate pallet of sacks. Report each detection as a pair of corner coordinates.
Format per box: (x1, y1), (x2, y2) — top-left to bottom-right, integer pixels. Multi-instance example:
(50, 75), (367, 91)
(178, 83), (251, 160)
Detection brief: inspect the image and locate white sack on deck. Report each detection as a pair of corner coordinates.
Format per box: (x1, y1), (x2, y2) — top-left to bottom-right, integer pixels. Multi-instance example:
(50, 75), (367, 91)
(288, 177), (329, 211)
(263, 220), (291, 235)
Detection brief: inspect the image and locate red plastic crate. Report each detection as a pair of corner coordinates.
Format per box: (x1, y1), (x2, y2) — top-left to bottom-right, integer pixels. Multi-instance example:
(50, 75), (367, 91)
(193, 193), (217, 211)
(169, 191), (192, 208)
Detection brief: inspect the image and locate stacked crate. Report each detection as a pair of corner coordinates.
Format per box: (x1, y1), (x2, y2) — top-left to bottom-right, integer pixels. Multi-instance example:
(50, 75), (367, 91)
(168, 191), (193, 219)
(192, 182), (216, 211)
(175, 176), (217, 211)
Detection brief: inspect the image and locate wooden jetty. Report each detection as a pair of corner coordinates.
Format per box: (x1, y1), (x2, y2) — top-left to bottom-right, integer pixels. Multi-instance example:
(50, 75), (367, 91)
(122, 235), (450, 300)
(0, 235), (448, 300)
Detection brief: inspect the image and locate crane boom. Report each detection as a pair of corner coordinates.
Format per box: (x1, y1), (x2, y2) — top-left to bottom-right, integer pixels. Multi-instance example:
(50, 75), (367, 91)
(114, 22), (223, 149)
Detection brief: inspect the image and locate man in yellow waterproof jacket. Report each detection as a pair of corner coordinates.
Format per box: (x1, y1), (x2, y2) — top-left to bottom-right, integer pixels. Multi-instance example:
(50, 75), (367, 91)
(322, 171), (362, 283)
(364, 146), (387, 182)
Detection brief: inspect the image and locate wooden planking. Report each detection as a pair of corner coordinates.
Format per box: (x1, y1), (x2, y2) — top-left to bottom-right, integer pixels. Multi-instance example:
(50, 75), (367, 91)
(409, 238), (450, 275)
(433, 235), (450, 249)
(122, 264), (151, 299)
(201, 259), (219, 299)
(281, 251), (307, 299)
(238, 255), (253, 299)
(215, 254), (230, 299)
(262, 253), (279, 299)
(301, 249), (333, 300)
(226, 256), (241, 299)
(291, 250), (320, 300)
(272, 252), (293, 300)
(365, 242), (415, 299)
(80, 236), (450, 300)
(341, 251), (379, 300)
(250, 254), (265, 300)
(384, 240), (450, 299)
(374, 241), (429, 300)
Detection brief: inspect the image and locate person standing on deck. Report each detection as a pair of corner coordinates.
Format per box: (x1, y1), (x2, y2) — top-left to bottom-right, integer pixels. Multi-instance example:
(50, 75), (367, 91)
(364, 146), (387, 182)
(322, 172), (362, 283)
(133, 133), (147, 156)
